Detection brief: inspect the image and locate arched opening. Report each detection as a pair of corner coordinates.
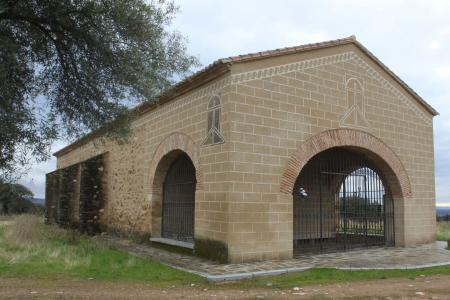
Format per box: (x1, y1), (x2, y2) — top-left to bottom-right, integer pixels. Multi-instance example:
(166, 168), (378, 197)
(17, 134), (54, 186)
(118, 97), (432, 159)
(293, 147), (395, 254)
(161, 153), (196, 242)
(148, 133), (202, 242)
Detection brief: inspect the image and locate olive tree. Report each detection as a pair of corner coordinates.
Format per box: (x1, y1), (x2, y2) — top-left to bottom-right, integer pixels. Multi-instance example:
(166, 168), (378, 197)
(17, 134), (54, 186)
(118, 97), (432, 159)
(0, 0), (198, 179)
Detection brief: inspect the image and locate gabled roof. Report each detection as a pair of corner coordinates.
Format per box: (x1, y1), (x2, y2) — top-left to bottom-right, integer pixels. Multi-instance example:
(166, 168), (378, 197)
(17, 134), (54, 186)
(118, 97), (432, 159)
(219, 35), (437, 116)
(54, 36), (438, 157)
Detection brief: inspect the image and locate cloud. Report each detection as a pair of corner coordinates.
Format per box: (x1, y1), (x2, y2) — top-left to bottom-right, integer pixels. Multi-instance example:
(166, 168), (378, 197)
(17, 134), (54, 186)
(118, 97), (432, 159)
(428, 0), (450, 12)
(429, 41), (441, 50)
(17, 0), (450, 204)
(434, 66), (450, 79)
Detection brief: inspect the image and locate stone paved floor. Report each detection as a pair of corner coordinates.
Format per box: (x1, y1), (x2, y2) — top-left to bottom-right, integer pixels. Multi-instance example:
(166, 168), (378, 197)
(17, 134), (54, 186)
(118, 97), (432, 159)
(98, 235), (450, 281)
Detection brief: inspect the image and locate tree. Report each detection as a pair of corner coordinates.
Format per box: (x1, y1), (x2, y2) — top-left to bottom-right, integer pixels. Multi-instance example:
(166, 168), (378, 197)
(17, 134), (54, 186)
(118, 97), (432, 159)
(0, 0), (198, 178)
(0, 181), (41, 214)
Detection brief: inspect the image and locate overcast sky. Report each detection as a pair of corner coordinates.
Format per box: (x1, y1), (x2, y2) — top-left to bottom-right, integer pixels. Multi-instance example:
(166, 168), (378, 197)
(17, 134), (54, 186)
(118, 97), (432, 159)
(20, 0), (450, 206)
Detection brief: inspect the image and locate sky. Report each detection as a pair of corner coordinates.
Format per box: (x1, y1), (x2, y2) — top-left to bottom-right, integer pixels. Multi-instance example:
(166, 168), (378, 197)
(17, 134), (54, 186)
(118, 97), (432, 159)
(19, 0), (450, 206)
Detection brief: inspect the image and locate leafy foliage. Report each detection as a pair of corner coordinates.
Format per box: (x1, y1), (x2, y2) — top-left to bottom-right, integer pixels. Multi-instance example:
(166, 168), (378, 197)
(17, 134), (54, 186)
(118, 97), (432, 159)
(0, 0), (198, 177)
(0, 181), (42, 214)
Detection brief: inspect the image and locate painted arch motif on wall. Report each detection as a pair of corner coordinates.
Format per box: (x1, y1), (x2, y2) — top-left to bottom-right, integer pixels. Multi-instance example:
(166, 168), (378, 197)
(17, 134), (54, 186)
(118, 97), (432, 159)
(340, 77), (369, 129)
(203, 94), (225, 146)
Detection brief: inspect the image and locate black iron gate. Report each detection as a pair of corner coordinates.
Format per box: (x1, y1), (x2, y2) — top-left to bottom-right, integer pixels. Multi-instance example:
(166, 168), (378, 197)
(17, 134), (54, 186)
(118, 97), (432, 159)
(293, 148), (395, 255)
(162, 154), (196, 243)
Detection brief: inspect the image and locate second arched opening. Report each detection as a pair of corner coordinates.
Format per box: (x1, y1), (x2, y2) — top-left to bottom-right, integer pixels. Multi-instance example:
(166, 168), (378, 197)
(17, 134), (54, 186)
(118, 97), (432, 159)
(293, 147), (395, 254)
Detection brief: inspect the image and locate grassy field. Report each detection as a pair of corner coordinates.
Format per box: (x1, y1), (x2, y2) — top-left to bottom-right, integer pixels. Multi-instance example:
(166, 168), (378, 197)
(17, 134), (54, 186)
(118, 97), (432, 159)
(0, 215), (202, 285)
(437, 221), (450, 242)
(0, 215), (449, 290)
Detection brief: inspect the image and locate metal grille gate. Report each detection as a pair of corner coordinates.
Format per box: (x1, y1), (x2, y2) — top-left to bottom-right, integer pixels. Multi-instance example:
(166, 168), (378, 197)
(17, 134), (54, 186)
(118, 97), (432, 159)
(162, 154), (196, 243)
(293, 148), (395, 254)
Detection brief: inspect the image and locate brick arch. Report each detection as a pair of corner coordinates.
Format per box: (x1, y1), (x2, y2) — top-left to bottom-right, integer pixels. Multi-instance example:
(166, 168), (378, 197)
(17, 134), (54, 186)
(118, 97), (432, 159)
(280, 128), (412, 198)
(148, 132), (203, 192)
(148, 132), (203, 237)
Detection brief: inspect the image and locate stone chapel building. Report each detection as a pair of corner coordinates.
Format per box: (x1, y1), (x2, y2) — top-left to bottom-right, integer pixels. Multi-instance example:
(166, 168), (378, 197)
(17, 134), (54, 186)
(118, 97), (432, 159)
(46, 36), (438, 263)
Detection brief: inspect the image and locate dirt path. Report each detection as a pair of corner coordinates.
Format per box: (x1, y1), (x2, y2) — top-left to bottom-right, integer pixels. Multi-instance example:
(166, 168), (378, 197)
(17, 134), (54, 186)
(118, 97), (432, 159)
(1, 275), (450, 299)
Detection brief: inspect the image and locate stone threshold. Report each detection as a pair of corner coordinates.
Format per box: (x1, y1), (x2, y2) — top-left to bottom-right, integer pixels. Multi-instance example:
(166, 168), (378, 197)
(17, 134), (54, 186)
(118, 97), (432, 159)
(149, 237), (194, 249)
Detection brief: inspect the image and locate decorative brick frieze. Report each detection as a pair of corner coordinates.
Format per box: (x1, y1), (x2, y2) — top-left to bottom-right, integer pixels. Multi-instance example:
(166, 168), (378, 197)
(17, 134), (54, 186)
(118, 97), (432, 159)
(230, 51), (432, 124)
(132, 79), (230, 128)
(231, 52), (354, 85)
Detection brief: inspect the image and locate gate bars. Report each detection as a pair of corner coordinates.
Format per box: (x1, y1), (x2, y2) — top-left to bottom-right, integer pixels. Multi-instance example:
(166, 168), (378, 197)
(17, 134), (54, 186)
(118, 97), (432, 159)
(293, 148), (395, 254)
(161, 154), (196, 243)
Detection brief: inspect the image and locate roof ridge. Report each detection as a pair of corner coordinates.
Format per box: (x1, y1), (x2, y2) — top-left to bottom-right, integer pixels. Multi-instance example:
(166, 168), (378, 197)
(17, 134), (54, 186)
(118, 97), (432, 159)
(218, 35), (356, 64)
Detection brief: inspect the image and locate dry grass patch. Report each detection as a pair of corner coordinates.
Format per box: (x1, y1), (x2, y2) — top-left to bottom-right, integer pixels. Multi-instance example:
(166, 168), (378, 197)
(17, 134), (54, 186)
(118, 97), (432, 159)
(0, 215), (94, 268)
(4, 214), (57, 245)
(0, 214), (202, 284)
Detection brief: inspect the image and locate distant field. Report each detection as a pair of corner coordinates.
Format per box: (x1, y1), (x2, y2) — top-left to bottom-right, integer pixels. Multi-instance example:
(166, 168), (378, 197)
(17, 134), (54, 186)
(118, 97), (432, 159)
(437, 222), (450, 242)
(437, 207), (450, 217)
(29, 197), (45, 207)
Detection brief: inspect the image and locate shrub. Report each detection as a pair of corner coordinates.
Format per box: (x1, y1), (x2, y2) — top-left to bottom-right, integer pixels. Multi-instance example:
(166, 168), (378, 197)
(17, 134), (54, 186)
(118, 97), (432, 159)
(0, 182), (43, 215)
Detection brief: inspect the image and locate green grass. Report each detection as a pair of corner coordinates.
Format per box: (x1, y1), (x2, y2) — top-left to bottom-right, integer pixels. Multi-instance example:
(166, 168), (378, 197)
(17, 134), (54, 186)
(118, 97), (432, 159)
(0, 215), (202, 285)
(437, 221), (450, 242)
(0, 215), (450, 289)
(235, 266), (450, 289)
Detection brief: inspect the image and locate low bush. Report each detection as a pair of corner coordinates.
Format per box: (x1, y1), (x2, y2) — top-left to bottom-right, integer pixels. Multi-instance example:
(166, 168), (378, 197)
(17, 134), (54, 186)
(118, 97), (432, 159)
(0, 182), (43, 215)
